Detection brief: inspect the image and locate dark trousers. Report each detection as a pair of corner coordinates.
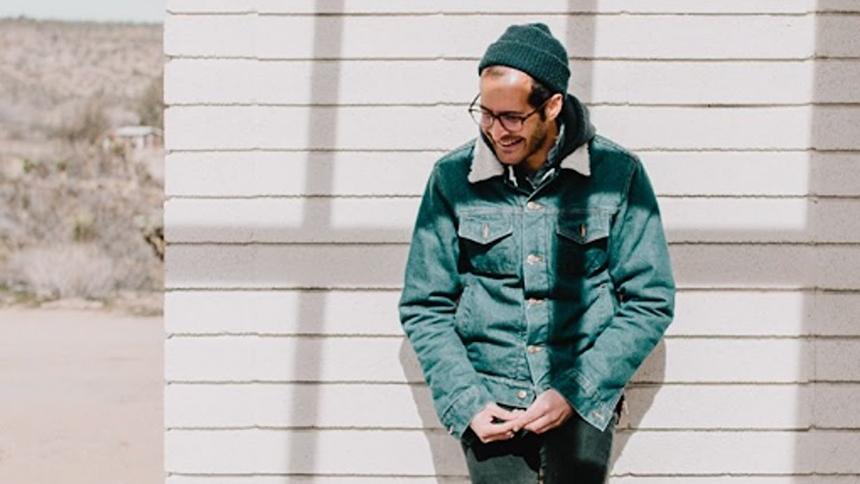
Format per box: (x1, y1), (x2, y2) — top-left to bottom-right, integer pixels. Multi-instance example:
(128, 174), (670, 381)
(459, 399), (621, 484)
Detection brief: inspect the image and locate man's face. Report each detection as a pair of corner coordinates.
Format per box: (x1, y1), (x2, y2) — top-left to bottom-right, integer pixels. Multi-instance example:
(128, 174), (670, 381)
(477, 69), (554, 167)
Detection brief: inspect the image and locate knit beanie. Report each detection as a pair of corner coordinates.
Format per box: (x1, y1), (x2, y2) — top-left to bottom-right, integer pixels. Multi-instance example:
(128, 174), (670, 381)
(478, 23), (570, 94)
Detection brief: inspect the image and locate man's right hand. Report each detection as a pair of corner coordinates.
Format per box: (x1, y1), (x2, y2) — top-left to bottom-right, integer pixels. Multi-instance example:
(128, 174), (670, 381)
(468, 402), (523, 443)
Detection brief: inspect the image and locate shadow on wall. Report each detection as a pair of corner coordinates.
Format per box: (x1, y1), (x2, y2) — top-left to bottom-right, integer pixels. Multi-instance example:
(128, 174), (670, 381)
(808, 7), (860, 477)
(287, 0), (345, 477)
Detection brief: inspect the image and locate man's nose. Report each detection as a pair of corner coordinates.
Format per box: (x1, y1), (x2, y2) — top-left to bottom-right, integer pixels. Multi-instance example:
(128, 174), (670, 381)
(488, 118), (511, 139)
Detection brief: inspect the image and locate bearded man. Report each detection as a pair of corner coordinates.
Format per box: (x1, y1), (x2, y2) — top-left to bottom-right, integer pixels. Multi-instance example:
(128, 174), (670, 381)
(399, 22), (675, 483)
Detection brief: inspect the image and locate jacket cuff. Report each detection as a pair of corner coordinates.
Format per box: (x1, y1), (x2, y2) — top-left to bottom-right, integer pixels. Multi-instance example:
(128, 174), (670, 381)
(440, 384), (494, 440)
(549, 369), (622, 432)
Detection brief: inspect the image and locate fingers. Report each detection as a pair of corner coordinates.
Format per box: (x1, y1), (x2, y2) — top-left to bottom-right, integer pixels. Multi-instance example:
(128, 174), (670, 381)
(472, 404), (523, 443)
(523, 413), (559, 434)
(486, 402), (517, 421)
(510, 390), (574, 432)
(509, 403), (544, 430)
(472, 392), (575, 442)
(522, 406), (571, 434)
(481, 427), (517, 443)
(476, 418), (519, 443)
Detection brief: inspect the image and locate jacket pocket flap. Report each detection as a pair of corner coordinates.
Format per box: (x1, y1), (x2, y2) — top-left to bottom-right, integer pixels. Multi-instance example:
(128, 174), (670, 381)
(458, 214), (514, 245)
(557, 212), (610, 244)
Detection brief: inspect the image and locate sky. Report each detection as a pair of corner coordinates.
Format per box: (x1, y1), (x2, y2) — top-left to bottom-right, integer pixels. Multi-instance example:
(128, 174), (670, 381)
(0, 0), (164, 23)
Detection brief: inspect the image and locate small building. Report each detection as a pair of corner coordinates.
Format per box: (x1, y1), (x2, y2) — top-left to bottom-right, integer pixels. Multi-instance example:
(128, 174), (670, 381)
(101, 126), (163, 152)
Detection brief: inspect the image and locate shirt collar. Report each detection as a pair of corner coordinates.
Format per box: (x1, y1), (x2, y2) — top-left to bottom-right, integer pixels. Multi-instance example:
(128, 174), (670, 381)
(467, 128), (591, 184)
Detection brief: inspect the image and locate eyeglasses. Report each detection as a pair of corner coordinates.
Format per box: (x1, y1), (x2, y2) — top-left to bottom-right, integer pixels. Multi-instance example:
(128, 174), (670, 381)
(467, 93), (551, 132)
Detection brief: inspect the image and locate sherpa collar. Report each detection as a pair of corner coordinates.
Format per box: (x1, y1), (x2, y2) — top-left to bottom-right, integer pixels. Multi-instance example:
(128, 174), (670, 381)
(467, 130), (590, 184)
(466, 91), (595, 184)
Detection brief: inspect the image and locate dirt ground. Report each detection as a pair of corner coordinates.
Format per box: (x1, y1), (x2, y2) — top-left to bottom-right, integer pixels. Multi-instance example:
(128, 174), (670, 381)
(0, 306), (163, 483)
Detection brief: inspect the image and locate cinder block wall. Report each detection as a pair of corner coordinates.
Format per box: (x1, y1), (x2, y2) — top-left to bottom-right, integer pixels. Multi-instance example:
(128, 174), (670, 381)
(163, 1), (860, 482)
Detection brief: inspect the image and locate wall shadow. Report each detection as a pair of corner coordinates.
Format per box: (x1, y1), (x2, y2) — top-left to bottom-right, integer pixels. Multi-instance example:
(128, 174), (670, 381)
(399, 340), (459, 480)
(808, 5), (860, 478)
(287, 0), (344, 476)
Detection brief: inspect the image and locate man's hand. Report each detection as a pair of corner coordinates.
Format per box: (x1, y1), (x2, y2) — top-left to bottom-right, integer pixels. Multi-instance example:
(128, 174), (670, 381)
(469, 402), (523, 443)
(511, 388), (573, 434)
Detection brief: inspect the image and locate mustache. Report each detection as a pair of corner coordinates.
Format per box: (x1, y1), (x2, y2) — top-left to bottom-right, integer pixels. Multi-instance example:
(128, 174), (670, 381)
(491, 135), (523, 144)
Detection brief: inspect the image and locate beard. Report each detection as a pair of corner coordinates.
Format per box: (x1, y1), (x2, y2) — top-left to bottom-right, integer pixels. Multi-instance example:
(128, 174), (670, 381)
(487, 117), (550, 167)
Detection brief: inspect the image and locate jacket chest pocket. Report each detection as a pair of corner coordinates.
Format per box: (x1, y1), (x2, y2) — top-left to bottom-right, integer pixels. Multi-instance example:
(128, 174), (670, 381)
(457, 213), (517, 276)
(554, 211), (611, 276)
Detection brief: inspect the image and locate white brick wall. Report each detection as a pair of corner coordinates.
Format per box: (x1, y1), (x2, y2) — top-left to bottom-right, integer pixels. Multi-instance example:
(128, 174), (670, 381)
(164, 1), (860, 482)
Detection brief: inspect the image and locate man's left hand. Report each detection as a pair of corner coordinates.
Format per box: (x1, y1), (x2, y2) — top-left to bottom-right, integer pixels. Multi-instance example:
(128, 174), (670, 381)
(510, 388), (573, 434)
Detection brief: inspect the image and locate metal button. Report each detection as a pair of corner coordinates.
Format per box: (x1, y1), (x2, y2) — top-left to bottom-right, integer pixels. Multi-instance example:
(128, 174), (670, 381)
(516, 390), (528, 399)
(526, 201), (543, 211)
(527, 298), (544, 306)
(580, 223), (587, 238)
(527, 345), (542, 354)
(482, 223), (490, 240)
(526, 254), (542, 264)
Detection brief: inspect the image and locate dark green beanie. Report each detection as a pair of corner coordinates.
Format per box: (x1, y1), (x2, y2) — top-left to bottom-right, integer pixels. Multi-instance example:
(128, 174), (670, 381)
(478, 23), (570, 94)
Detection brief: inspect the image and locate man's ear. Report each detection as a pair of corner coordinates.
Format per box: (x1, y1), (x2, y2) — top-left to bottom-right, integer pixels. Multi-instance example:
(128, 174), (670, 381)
(545, 93), (564, 121)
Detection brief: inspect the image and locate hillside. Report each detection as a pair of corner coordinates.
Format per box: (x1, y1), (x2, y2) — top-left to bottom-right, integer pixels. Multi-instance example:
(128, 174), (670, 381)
(0, 18), (164, 314)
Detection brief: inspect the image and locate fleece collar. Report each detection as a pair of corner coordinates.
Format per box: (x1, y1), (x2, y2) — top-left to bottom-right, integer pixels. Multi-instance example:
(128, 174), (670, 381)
(467, 130), (590, 184)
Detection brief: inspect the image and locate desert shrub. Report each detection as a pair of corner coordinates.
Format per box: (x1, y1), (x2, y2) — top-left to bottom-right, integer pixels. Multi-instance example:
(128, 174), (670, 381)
(0, 149), (164, 295)
(4, 243), (116, 299)
(72, 209), (96, 241)
(136, 70), (163, 129)
(55, 96), (109, 145)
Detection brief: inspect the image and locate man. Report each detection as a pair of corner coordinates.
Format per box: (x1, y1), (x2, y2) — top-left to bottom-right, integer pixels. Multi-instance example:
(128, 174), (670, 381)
(399, 22), (675, 483)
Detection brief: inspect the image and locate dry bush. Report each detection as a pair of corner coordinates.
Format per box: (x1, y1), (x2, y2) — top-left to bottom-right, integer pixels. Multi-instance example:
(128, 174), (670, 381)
(54, 96), (110, 145)
(4, 243), (116, 299)
(135, 70), (163, 129)
(0, 140), (164, 298)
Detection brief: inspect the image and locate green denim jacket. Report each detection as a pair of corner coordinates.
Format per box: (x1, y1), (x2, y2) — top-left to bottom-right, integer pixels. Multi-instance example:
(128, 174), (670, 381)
(399, 97), (675, 440)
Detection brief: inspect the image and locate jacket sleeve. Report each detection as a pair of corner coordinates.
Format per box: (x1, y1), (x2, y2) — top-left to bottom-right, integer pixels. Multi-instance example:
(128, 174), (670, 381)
(554, 157), (676, 431)
(398, 165), (495, 439)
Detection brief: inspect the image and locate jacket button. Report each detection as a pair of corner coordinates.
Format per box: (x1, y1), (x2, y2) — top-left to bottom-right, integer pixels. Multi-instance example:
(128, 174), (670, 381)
(516, 390), (528, 399)
(527, 298), (544, 306)
(448, 426), (454, 434)
(527, 345), (542, 354)
(526, 254), (542, 264)
(526, 201), (543, 211)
